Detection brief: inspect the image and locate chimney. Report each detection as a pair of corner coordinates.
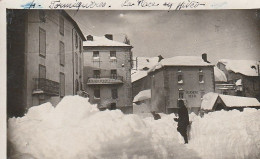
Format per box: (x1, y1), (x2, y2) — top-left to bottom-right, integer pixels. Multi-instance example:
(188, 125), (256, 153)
(86, 35), (93, 41)
(105, 34), (113, 40)
(202, 53), (210, 63)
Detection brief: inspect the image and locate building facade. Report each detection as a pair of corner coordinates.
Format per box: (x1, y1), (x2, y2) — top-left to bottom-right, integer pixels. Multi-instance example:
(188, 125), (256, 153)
(148, 56), (215, 114)
(217, 59), (260, 101)
(7, 10), (85, 117)
(83, 35), (133, 113)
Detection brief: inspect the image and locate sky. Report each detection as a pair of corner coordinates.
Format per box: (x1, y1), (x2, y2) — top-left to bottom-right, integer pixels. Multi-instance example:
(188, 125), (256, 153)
(68, 10), (260, 64)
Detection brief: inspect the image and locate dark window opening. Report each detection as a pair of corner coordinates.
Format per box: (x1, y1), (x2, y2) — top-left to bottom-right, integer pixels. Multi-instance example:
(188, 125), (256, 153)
(59, 41), (65, 66)
(59, 16), (64, 35)
(94, 88), (100, 98)
(111, 70), (117, 79)
(178, 75), (183, 83)
(93, 70), (100, 78)
(39, 65), (46, 78)
(110, 51), (116, 57)
(112, 88), (118, 99)
(199, 75), (204, 83)
(110, 103), (117, 110)
(39, 28), (46, 57)
(93, 51), (99, 57)
(60, 73), (65, 97)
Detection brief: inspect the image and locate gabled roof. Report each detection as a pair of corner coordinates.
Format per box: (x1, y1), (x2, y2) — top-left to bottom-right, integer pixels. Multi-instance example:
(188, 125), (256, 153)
(218, 59), (259, 77)
(83, 36), (132, 47)
(148, 56), (214, 73)
(201, 92), (260, 110)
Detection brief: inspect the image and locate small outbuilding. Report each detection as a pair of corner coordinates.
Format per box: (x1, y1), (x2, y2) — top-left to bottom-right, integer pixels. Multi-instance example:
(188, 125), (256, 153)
(201, 92), (260, 113)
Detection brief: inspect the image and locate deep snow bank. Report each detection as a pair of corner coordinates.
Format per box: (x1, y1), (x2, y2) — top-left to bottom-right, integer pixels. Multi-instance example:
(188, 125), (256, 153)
(8, 96), (199, 159)
(8, 96), (260, 159)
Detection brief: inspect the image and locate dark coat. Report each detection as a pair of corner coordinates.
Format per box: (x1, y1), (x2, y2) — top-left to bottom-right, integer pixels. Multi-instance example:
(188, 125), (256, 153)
(177, 105), (189, 128)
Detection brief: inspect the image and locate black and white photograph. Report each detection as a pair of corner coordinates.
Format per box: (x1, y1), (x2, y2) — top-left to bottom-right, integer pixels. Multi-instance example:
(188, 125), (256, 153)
(5, 7), (260, 159)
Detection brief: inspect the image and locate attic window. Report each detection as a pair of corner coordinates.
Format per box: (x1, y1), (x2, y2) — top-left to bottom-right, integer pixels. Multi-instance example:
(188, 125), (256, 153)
(178, 75), (183, 84)
(199, 68), (203, 72)
(178, 69), (182, 72)
(251, 66), (256, 70)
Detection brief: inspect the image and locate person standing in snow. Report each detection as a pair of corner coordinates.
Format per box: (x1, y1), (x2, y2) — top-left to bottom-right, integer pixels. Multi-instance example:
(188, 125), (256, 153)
(174, 100), (189, 144)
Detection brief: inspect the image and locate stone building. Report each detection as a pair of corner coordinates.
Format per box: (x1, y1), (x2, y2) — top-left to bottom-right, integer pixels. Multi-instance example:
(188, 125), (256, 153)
(217, 59), (260, 101)
(7, 10), (85, 117)
(83, 34), (133, 113)
(148, 55), (215, 114)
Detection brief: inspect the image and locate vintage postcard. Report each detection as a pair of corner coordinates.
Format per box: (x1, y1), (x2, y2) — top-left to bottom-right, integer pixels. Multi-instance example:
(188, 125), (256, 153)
(1, 0), (260, 158)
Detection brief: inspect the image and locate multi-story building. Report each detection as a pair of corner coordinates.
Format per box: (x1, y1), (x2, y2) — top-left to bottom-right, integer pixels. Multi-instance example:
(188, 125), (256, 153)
(217, 59), (260, 101)
(7, 10), (86, 117)
(148, 55), (215, 114)
(83, 34), (133, 113)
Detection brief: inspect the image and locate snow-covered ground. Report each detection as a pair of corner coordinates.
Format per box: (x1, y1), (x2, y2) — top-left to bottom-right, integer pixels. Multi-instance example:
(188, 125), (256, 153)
(8, 96), (260, 159)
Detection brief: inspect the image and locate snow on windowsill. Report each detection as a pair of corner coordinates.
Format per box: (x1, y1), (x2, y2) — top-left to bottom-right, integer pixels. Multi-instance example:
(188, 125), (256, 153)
(178, 80), (183, 84)
(93, 57), (100, 60)
(110, 57), (117, 60)
(199, 81), (204, 84)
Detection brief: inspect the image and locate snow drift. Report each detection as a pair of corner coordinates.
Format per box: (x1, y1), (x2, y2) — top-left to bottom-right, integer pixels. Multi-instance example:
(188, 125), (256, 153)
(8, 96), (260, 159)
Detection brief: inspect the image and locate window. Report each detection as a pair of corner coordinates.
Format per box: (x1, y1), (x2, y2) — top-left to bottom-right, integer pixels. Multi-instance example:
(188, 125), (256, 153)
(59, 41), (65, 66)
(179, 90), (184, 99)
(111, 88), (118, 99)
(111, 70), (117, 79)
(75, 32), (78, 48)
(177, 69), (182, 72)
(75, 79), (79, 92)
(200, 91), (205, 99)
(93, 70), (100, 78)
(178, 75), (183, 84)
(39, 65), (46, 78)
(94, 87), (100, 99)
(60, 73), (65, 97)
(39, 28), (46, 57)
(199, 75), (204, 83)
(199, 68), (203, 72)
(110, 103), (117, 110)
(93, 51), (99, 57)
(110, 51), (116, 57)
(59, 16), (64, 35)
(75, 53), (78, 74)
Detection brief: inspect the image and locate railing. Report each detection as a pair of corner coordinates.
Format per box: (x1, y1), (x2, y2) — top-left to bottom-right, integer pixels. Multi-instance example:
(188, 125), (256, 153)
(87, 76), (123, 85)
(33, 78), (60, 96)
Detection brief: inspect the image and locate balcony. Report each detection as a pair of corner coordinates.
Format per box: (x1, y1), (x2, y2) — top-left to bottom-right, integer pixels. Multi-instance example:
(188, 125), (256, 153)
(32, 78), (60, 96)
(87, 76), (123, 85)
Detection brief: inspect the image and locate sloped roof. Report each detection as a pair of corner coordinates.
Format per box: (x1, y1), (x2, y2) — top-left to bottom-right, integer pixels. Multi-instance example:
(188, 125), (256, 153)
(201, 92), (219, 110)
(131, 70), (148, 83)
(219, 94), (260, 107)
(149, 56), (214, 73)
(201, 92), (260, 110)
(133, 89), (151, 103)
(218, 59), (259, 77)
(214, 66), (227, 82)
(83, 36), (131, 47)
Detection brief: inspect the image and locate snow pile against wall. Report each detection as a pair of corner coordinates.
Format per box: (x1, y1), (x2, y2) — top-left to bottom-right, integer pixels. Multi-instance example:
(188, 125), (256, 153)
(8, 96), (260, 159)
(8, 96), (199, 159)
(218, 59), (259, 76)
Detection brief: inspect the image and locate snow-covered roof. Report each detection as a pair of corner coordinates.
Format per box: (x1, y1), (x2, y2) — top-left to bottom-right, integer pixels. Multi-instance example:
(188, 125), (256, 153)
(201, 92), (219, 110)
(133, 89), (151, 103)
(149, 56), (214, 73)
(131, 70), (148, 82)
(133, 56), (160, 70)
(214, 67), (227, 82)
(218, 59), (259, 77)
(201, 92), (260, 110)
(83, 36), (131, 47)
(219, 94), (260, 107)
